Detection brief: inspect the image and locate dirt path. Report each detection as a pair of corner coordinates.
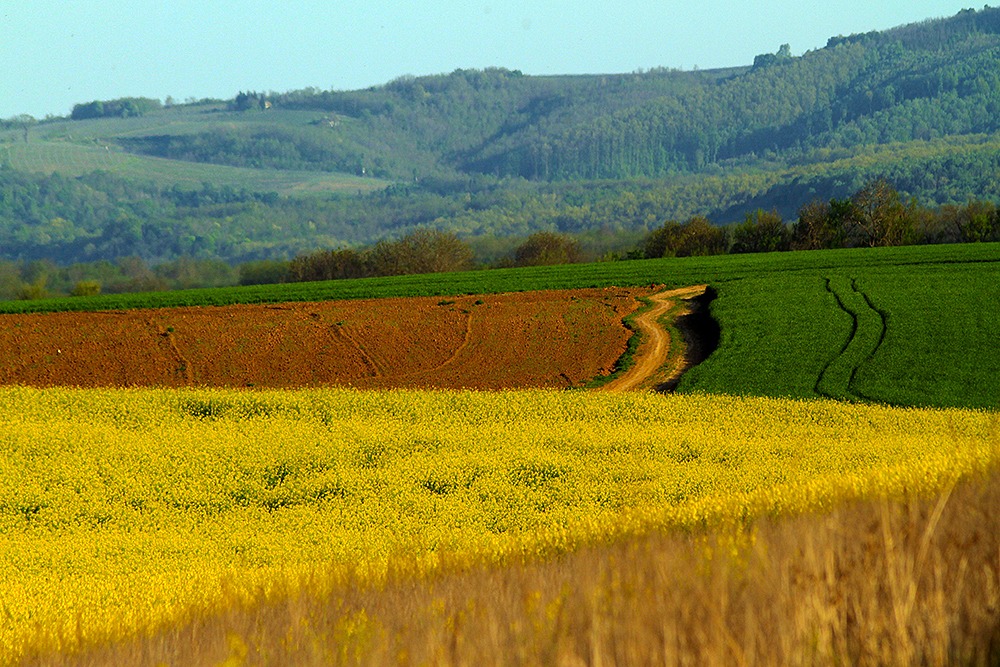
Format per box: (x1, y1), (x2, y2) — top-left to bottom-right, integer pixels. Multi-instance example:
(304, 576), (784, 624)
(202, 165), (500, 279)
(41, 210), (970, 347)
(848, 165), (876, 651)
(600, 285), (708, 392)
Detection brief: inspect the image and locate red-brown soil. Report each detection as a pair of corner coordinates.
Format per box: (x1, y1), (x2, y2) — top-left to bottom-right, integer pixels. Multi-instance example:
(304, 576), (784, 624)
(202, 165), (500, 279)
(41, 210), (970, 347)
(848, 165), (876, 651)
(0, 287), (655, 390)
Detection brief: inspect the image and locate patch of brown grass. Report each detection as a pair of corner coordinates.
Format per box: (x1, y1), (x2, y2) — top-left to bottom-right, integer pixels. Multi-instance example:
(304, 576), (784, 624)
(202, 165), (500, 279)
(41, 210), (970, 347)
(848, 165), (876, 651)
(27, 470), (1000, 666)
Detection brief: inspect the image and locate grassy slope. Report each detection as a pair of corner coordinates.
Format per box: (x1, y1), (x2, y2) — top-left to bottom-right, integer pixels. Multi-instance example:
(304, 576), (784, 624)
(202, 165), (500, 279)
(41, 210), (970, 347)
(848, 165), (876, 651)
(2, 242), (998, 410)
(0, 106), (389, 196)
(0, 141), (386, 195)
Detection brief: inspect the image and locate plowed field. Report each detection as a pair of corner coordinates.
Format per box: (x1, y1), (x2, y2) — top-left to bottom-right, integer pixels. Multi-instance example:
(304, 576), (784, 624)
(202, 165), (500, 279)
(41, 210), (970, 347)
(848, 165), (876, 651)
(0, 287), (653, 389)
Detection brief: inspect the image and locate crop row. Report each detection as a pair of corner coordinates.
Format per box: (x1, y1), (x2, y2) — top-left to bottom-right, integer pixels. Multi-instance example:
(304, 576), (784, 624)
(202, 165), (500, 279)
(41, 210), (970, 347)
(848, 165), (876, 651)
(0, 385), (996, 660)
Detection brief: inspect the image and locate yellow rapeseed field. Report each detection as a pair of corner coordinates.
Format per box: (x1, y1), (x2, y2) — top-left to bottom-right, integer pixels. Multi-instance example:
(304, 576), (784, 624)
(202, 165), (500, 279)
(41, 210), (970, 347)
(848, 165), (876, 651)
(0, 386), (996, 662)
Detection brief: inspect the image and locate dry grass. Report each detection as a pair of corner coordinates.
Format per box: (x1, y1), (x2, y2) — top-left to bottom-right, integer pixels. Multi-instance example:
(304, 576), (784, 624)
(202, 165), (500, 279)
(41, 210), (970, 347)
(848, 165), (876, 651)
(29, 468), (1000, 667)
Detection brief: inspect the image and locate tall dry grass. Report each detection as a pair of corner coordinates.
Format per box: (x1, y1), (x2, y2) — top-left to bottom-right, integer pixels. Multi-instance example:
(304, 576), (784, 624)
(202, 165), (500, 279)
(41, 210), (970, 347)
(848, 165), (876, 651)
(28, 468), (1000, 667)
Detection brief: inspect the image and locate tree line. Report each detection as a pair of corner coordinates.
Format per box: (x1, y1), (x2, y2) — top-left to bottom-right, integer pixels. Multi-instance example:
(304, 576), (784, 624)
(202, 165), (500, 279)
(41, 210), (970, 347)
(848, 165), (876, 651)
(5, 176), (1000, 300)
(70, 97), (162, 120)
(285, 178), (1000, 287)
(283, 229), (582, 282)
(0, 256), (237, 301)
(643, 178), (1000, 258)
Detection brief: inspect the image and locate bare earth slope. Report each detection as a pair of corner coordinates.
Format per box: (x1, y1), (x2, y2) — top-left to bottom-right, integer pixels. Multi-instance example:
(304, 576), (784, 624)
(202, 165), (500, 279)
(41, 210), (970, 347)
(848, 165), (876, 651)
(0, 287), (654, 390)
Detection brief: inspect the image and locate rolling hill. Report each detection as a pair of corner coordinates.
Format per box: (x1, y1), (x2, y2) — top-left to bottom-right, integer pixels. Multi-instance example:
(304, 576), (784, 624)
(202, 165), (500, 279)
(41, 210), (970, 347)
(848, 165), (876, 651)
(4, 6), (1000, 265)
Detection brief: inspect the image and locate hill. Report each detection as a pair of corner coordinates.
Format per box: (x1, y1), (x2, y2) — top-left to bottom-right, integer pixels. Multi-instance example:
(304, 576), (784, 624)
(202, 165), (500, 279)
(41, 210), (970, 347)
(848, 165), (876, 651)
(4, 7), (1000, 265)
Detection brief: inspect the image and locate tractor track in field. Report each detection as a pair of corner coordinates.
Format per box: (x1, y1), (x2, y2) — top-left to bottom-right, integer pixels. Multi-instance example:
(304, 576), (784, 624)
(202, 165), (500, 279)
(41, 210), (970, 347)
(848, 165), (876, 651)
(816, 277), (887, 400)
(329, 322), (386, 378)
(600, 285), (709, 393)
(147, 318), (193, 385)
(418, 311), (475, 376)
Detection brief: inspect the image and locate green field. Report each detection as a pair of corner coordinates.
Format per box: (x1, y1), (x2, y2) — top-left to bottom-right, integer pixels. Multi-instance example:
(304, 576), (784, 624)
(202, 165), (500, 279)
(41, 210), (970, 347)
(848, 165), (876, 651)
(0, 105), (388, 195)
(0, 140), (386, 195)
(3, 242), (998, 411)
(679, 260), (1000, 409)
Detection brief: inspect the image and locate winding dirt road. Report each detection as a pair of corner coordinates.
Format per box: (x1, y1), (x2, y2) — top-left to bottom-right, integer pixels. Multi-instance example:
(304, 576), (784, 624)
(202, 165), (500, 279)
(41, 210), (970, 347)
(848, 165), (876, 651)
(600, 284), (708, 392)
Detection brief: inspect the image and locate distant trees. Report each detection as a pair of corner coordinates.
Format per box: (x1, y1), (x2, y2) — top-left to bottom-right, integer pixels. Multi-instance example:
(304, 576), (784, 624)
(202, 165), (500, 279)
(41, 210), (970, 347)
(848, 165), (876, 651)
(792, 198), (846, 250)
(151, 257), (237, 290)
(231, 91), (271, 112)
(939, 199), (1000, 243)
(637, 178), (1000, 260)
(289, 248), (368, 282)
(288, 229), (475, 283)
(5, 174), (1000, 302)
(790, 178), (1000, 249)
(753, 44), (793, 69)
(71, 97), (161, 120)
(511, 232), (582, 266)
(370, 229), (474, 276)
(730, 209), (791, 253)
(121, 125), (372, 175)
(238, 260), (291, 286)
(792, 179), (917, 249)
(643, 216), (727, 258)
(847, 178), (913, 246)
(70, 280), (101, 297)
(8, 114), (36, 143)
(0, 256), (244, 300)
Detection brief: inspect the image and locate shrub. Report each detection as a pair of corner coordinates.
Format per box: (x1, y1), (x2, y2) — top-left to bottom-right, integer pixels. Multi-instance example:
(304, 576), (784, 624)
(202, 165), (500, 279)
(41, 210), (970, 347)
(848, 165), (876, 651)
(70, 280), (102, 297)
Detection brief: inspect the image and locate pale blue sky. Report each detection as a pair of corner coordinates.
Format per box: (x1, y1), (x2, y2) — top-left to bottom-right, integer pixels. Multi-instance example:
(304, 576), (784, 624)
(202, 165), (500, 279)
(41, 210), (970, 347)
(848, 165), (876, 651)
(1, 1), (980, 119)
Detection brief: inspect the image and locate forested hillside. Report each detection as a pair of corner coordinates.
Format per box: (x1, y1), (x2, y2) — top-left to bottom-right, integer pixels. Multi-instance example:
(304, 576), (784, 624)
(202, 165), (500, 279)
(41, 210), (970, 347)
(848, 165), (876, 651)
(107, 6), (1000, 182)
(3, 6), (1000, 273)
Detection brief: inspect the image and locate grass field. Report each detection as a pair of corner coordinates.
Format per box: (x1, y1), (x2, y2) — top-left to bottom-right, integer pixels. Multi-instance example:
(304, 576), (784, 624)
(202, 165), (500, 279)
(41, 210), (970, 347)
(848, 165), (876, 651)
(0, 141), (386, 195)
(2, 386), (997, 664)
(1, 105), (391, 196)
(677, 248), (1000, 409)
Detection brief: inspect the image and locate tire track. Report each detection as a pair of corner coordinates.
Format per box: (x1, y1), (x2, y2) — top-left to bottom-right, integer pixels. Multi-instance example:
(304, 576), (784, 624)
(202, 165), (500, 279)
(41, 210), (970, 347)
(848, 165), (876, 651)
(329, 323), (386, 377)
(815, 278), (856, 399)
(420, 310), (475, 375)
(849, 279), (889, 401)
(815, 277), (886, 401)
(147, 319), (193, 385)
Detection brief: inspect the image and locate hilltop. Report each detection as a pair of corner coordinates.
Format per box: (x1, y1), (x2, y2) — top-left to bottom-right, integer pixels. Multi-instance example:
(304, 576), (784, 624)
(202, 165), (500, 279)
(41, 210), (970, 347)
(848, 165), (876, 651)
(3, 6), (1000, 267)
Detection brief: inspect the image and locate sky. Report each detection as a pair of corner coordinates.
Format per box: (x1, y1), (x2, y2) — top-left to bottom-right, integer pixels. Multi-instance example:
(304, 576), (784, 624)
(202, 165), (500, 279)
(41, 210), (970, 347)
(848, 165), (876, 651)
(0, 0), (982, 119)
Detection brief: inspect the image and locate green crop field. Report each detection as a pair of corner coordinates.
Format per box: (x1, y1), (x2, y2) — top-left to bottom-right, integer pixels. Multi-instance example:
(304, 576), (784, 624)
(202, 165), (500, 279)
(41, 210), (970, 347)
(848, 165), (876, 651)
(675, 245), (1000, 410)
